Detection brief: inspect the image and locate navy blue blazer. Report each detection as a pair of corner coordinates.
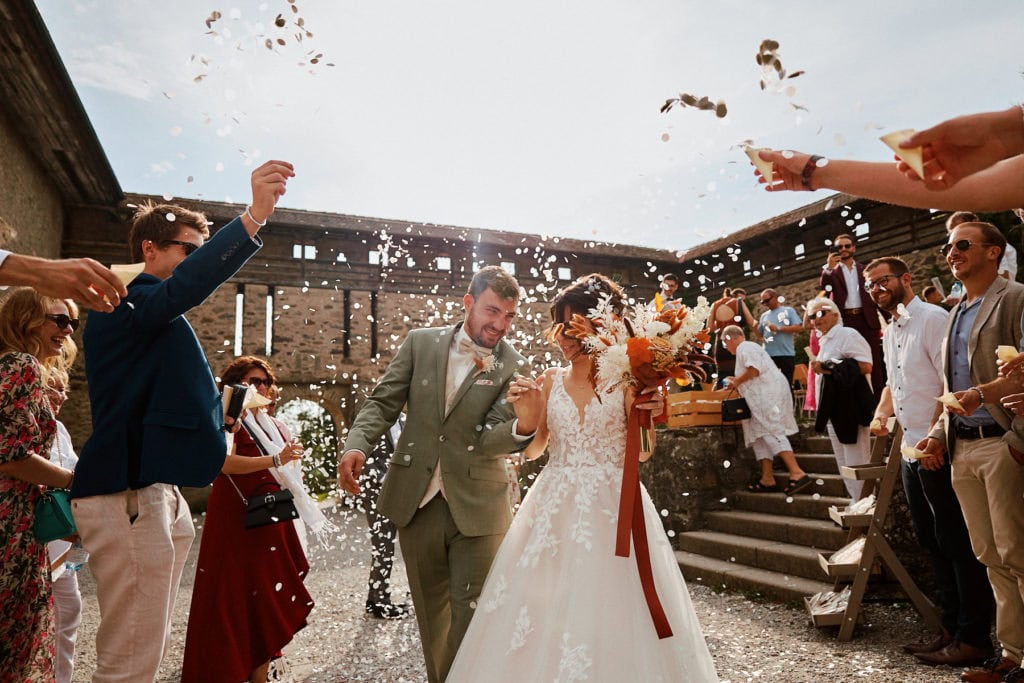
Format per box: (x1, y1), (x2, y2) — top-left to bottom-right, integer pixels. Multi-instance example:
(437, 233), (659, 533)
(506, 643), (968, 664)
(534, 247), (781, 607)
(72, 217), (261, 498)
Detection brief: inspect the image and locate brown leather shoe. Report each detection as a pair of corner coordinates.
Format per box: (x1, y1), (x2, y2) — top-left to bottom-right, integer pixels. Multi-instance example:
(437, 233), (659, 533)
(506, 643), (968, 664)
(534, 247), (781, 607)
(903, 631), (952, 654)
(959, 656), (1019, 683)
(914, 641), (993, 667)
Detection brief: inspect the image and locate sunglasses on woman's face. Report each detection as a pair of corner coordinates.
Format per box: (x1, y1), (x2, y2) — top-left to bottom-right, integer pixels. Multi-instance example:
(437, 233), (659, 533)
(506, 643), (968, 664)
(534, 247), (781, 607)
(244, 377), (272, 388)
(46, 314), (80, 331)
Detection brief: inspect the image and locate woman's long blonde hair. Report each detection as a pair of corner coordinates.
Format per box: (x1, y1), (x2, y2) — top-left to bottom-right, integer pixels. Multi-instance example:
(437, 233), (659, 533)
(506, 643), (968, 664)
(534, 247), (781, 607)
(0, 287), (78, 384)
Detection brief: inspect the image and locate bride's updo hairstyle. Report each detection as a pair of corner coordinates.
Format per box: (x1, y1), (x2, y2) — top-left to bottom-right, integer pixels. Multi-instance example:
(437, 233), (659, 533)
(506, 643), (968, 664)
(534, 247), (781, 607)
(547, 273), (627, 345)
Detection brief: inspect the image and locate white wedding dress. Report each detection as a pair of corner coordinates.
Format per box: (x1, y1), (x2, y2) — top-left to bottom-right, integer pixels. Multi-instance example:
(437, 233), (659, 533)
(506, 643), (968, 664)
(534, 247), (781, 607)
(446, 371), (719, 682)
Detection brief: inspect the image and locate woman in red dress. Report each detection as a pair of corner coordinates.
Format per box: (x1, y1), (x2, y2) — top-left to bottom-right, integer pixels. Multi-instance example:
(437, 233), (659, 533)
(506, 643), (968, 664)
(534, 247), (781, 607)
(182, 356), (312, 683)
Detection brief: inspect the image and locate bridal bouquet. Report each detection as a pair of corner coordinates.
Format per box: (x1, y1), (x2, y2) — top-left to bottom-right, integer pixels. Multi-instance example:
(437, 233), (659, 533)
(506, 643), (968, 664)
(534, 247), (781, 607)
(566, 294), (713, 393)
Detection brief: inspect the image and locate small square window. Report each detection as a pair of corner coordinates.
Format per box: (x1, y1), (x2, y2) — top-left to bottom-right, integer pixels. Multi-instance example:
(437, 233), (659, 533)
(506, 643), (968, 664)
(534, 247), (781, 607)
(303, 245), (317, 260)
(369, 250), (381, 265)
(557, 267), (572, 281)
(436, 256), (451, 271)
(500, 261), (516, 275)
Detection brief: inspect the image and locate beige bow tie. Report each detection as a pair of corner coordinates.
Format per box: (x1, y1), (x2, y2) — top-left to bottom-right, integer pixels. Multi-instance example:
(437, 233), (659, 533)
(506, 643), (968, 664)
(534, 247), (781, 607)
(457, 336), (493, 360)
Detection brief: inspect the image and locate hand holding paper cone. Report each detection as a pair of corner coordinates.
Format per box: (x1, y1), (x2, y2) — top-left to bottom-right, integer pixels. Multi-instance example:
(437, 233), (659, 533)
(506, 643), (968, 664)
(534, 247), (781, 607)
(996, 345), (1020, 364)
(901, 446), (930, 460)
(744, 146), (774, 184)
(110, 262), (146, 287)
(880, 130), (925, 179)
(936, 392), (965, 412)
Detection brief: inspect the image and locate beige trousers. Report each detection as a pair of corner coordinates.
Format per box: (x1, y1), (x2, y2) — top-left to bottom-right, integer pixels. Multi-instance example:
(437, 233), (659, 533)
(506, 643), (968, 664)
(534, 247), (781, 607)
(952, 437), (1024, 662)
(72, 484), (195, 682)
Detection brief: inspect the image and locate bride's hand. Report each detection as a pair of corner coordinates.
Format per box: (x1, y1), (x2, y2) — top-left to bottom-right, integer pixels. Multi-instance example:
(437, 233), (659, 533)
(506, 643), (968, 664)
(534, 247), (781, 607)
(508, 374), (546, 435)
(633, 385), (665, 415)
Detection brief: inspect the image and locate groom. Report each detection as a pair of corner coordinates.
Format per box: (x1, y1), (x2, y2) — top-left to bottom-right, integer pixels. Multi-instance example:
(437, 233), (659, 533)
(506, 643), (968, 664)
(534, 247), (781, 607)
(338, 266), (542, 683)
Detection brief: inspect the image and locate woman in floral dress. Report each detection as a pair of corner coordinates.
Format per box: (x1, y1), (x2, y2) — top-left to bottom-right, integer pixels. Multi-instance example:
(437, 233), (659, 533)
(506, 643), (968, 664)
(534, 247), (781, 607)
(0, 288), (78, 680)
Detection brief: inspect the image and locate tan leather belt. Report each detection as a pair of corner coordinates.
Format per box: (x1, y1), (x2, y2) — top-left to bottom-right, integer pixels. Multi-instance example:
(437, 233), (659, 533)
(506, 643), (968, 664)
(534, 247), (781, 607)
(842, 308), (863, 315)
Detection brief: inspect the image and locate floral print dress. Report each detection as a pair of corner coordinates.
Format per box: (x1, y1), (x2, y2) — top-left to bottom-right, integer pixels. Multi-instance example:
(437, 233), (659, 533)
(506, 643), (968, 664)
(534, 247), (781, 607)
(0, 352), (57, 680)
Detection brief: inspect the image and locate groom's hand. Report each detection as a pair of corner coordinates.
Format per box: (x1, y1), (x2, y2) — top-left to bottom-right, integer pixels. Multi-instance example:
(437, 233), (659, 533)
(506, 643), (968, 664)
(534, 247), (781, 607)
(338, 450), (366, 495)
(509, 374), (546, 435)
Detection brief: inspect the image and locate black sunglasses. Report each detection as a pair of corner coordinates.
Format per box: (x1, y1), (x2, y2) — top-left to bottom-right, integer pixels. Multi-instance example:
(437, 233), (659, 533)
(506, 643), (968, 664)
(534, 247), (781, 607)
(46, 314), (80, 331)
(244, 378), (272, 388)
(159, 239), (200, 256)
(939, 239), (995, 257)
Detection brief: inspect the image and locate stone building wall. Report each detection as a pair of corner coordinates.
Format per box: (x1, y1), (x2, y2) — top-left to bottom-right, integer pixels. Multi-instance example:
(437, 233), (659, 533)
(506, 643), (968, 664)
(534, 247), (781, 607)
(0, 107), (64, 257)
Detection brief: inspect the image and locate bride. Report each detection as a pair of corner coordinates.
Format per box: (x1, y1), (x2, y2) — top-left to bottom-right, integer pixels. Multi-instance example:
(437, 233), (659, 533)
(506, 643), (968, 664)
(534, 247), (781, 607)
(446, 274), (719, 682)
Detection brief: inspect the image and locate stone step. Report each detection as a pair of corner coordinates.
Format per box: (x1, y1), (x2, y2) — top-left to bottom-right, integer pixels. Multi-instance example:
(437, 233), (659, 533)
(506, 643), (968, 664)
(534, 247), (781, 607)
(792, 452), (839, 474)
(705, 510), (847, 550)
(731, 490), (850, 520)
(802, 435), (835, 453)
(676, 550), (833, 603)
(772, 472), (848, 498)
(678, 530), (828, 581)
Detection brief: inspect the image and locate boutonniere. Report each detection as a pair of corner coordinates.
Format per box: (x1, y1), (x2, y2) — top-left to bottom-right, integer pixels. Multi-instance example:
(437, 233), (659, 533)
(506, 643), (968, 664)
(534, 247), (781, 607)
(473, 355), (501, 375)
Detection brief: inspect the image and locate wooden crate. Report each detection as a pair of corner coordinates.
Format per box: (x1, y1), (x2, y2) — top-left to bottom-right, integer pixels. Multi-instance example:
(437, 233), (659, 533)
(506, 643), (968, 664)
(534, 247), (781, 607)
(666, 388), (740, 428)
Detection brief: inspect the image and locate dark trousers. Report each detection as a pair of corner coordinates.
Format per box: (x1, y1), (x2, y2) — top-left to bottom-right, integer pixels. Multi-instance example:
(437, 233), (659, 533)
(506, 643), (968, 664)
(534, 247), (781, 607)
(358, 464), (399, 606)
(770, 355), (796, 387)
(901, 458), (994, 647)
(841, 311), (885, 405)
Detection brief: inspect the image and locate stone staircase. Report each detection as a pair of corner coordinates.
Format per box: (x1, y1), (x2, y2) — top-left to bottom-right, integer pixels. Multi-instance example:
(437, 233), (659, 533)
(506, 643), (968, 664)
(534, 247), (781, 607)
(675, 435), (851, 603)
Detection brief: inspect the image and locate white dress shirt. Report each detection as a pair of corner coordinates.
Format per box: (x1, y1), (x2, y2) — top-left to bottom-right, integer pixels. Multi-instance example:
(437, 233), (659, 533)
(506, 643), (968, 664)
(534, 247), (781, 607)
(1001, 243), (1018, 281)
(838, 262), (863, 309)
(881, 297), (948, 455)
(815, 324), (872, 403)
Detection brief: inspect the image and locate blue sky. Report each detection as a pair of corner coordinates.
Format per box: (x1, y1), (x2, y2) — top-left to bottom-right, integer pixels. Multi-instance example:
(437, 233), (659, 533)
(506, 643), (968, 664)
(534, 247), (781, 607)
(38, 0), (1023, 252)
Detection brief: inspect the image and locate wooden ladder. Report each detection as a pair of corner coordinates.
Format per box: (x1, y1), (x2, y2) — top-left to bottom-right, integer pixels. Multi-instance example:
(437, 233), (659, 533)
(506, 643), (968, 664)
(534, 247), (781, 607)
(805, 424), (942, 641)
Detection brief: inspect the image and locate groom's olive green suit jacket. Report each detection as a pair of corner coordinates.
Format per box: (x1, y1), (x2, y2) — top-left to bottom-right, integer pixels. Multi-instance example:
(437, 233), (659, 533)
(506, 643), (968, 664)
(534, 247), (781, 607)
(343, 324), (530, 537)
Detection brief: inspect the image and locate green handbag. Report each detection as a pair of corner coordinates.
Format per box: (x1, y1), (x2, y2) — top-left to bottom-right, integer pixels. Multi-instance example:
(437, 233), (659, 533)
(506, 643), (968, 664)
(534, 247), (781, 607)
(34, 489), (76, 543)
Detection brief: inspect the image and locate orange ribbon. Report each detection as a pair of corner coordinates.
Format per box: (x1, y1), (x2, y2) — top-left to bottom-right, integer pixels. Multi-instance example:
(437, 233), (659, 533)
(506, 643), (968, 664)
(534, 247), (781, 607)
(615, 404), (673, 639)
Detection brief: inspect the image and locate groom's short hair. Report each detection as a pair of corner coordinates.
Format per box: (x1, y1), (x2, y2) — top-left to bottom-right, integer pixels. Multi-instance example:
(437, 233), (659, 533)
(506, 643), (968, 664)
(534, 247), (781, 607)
(468, 265), (520, 301)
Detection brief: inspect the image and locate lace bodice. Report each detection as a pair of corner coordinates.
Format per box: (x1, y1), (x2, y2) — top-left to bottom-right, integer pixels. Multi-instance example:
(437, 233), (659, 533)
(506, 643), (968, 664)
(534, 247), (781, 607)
(546, 371), (627, 470)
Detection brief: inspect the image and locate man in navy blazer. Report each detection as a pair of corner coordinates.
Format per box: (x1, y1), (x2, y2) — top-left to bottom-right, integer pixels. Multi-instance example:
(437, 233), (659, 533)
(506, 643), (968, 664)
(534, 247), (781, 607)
(819, 232), (887, 403)
(70, 160), (294, 682)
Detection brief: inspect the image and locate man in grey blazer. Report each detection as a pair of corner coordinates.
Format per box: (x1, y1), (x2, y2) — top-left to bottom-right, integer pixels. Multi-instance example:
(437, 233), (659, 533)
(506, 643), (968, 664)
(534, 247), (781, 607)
(916, 221), (1024, 683)
(339, 266), (542, 683)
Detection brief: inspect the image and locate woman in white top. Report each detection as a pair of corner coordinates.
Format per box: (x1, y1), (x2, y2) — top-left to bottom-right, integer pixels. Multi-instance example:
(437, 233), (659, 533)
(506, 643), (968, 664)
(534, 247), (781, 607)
(45, 374), (85, 683)
(720, 325), (810, 495)
(807, 297), (873, 499)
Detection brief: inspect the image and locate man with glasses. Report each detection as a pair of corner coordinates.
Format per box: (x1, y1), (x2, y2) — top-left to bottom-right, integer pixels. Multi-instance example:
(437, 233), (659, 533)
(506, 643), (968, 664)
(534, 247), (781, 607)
(819, 232), (886, 403)
(756, 288), (801, 387)
(864, 257), (995, 669)
(916, 221), (1024, 683)
(71, 160), (295, 682)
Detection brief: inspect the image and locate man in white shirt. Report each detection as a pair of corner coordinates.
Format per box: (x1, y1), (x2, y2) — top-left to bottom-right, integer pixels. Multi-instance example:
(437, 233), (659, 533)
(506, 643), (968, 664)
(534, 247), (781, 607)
(819, 232), (886, 403)
(865, 257), (994, 667)
(0, 248), (125, 311)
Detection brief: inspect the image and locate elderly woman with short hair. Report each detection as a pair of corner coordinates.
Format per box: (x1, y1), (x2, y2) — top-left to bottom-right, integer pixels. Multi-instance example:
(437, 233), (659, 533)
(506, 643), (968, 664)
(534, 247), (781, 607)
(807, 296), (874, 499)
(721, 325), (810, 495)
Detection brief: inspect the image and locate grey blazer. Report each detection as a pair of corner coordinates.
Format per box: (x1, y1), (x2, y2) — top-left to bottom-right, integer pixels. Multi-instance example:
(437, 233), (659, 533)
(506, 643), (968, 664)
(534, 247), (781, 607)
(927, 276), (1024, 454)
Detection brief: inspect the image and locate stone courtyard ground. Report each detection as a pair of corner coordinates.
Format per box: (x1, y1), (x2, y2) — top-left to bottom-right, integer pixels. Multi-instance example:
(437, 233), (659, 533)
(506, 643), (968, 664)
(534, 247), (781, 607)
(69, 502), (967, 682)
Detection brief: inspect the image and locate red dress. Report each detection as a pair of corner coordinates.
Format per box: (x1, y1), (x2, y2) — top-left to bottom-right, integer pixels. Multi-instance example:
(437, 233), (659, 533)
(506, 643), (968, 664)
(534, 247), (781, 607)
(181, 422), (313, 682)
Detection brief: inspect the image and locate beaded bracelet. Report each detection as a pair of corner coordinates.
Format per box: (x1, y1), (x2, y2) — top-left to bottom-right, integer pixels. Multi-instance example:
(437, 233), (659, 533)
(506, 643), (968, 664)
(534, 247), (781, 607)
(272, 452), (282, 468)
(245, 205), (267, 227)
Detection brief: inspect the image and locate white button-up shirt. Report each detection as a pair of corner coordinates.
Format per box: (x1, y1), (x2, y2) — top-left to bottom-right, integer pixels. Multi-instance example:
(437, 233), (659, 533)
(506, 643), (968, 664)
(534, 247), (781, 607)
(881, 297), (948, 455)
(838, 262), (863, 309)
(815, 324), (872, 404)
